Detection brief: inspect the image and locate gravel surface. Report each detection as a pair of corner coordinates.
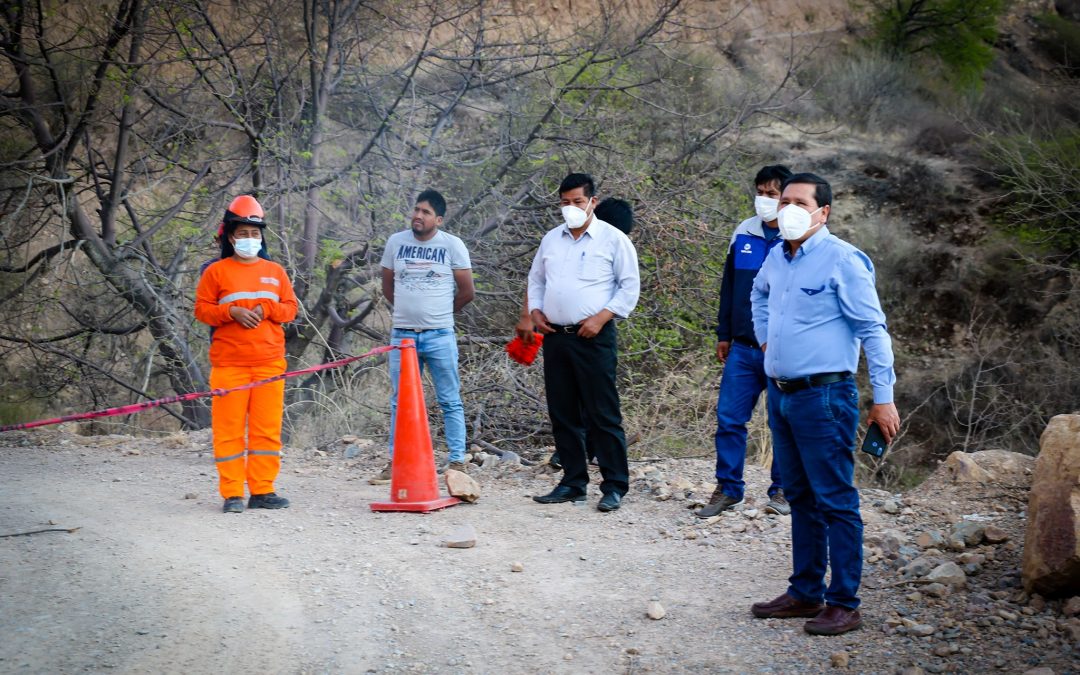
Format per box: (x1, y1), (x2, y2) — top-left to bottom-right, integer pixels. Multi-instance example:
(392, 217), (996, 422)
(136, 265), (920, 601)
(1, 429), (1076, 673)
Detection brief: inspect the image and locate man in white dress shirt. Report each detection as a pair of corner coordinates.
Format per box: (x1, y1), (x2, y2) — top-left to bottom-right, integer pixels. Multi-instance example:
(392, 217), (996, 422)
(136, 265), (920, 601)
(527, 173), (641, 512)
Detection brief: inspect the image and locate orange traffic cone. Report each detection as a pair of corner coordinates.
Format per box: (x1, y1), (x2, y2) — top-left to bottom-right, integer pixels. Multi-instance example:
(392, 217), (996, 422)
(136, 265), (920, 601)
(370, 338), (460, 513)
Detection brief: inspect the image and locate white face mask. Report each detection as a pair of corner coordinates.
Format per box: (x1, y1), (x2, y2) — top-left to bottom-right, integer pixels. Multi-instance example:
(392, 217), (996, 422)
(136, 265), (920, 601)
(561, 204), (592, 229)
(754, 196), (779, 222)
(233, 237), (262, 259)
(776, 204), (823, 241)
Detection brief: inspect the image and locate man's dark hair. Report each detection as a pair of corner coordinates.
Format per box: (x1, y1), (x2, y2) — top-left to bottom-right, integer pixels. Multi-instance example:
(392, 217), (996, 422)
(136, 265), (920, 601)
(416, 188), (447, 217)
(558, 173), (595, 198)
(754, 165), (793, 189)
(782, 172), (833, 208)
(595, 197), (634, 234)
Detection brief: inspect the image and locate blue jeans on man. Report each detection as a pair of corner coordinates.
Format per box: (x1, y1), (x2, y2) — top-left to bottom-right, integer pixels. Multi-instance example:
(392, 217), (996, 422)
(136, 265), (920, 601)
(388, 327), (467, 463)
(714, 341), (781, 500)
(767, 377), (862, 609)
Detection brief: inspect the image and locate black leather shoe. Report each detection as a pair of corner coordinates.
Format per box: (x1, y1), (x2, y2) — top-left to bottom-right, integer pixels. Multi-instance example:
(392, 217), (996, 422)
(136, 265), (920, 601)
(248, 492), (290, 509)
(533, 485), (586, 504)
(597, 492), (623, 512)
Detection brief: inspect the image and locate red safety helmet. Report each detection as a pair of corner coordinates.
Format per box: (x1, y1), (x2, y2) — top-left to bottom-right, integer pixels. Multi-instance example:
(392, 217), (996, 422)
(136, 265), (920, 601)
(223, 194), (265, 227)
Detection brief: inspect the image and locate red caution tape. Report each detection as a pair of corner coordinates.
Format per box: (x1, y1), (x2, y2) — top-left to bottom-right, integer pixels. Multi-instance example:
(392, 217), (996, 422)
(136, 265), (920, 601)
(0, 345), (398, 433)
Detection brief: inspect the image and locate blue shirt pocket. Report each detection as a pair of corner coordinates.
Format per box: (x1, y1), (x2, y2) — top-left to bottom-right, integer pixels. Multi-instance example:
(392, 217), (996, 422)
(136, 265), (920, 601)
(793, 281), (837, 325)
(733, 234), (767, 270)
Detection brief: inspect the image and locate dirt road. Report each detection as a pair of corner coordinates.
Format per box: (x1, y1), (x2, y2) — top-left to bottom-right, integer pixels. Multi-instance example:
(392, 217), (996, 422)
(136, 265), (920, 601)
(0, 431), (1070, 674)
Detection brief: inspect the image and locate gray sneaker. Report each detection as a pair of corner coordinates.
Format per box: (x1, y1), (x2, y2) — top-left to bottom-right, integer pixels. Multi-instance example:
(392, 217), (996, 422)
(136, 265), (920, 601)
(695, 486), (743, 518)
(447, 461), (467, 473)
(368, 462), (392, 485)
(765, 489), (791, 516)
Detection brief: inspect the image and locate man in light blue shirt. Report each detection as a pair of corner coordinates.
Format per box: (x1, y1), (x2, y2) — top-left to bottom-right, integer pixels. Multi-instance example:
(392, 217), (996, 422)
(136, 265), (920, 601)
(748, 173), (900, 636)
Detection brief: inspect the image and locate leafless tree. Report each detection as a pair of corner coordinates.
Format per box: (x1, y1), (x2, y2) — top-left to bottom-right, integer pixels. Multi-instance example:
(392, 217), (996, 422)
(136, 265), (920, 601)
(1, 0), (801, 444)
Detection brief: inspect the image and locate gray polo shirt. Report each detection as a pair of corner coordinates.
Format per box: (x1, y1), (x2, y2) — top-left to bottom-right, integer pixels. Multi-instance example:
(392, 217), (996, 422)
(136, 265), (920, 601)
(380, 229), (471, 330)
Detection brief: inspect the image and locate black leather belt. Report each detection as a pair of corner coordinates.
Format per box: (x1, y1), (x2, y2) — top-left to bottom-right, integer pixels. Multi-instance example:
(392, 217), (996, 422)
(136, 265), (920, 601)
(772, 372), (851, 394)
(548, 323), (581, 334)
(733, 336), (760, 349)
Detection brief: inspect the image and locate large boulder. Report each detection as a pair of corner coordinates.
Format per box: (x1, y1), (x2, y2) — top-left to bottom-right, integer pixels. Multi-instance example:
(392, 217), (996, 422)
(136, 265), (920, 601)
(1022, 414), (1080, 597)
(940, 449), (1035, 486)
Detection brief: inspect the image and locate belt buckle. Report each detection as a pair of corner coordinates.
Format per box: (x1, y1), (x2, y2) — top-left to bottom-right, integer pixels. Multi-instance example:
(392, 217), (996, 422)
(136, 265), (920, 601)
(775, 377), (802, 393)
(560, 324), (577, 334)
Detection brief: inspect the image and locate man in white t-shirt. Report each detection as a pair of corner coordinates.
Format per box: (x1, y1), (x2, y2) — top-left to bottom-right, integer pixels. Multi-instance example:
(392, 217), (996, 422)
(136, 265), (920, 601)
(371, 189), (475, 484)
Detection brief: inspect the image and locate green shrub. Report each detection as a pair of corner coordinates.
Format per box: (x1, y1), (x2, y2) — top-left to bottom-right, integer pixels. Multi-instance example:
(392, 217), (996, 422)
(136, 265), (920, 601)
(982, 127), (1080, 255)
(868, 0), (1005, 89)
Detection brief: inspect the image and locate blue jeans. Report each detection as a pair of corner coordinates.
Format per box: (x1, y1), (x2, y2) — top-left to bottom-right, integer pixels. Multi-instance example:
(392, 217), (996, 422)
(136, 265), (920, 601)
(714, 342), (781, 500)
(767, 377), (862, 609)
(388, 327), (466, 462)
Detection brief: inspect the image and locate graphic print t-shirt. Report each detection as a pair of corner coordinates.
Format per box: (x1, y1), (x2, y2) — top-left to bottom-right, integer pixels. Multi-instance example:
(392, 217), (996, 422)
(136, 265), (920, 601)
(380, 229), (471, 330)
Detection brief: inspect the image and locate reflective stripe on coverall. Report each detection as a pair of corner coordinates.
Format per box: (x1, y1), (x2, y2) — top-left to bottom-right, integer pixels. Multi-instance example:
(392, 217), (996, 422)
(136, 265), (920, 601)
(210, 358), (287, 499)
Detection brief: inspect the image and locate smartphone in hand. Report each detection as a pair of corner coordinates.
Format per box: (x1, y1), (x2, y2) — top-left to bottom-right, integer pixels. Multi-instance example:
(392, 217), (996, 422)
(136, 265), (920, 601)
(861, 422), (889, 457)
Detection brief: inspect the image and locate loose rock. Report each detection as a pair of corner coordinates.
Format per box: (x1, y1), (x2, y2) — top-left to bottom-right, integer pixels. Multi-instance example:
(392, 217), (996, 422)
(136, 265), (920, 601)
(445, 469), (481, 503)
(941, 451), (994, 483)
(951, 521), (986, 547)
(916, 530), (946, 549)
(646, 600), (666, 620)
(443, 524), (477, 549)
(1062, 596), (1080, 616)
(830, 651), (850, 668)
(925, 562), (967, 587)
(983, 524), (1010, 544)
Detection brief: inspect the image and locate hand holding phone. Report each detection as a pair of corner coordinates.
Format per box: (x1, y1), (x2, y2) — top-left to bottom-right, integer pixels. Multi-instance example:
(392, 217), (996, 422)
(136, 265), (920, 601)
(861, 422), (889, 457)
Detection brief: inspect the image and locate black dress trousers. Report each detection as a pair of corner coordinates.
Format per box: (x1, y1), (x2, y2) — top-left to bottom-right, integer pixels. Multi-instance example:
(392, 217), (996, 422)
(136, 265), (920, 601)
(542, 320), (629, 496)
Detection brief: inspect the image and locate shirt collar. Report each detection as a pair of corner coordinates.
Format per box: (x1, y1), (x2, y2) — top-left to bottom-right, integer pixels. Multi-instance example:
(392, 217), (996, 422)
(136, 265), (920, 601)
(783, 225), (830, 260)
(559, 218), (610, 240)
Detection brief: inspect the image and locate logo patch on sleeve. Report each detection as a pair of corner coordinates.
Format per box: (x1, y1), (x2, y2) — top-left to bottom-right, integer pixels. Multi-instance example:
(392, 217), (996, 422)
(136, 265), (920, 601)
(801, 285), (825, 296)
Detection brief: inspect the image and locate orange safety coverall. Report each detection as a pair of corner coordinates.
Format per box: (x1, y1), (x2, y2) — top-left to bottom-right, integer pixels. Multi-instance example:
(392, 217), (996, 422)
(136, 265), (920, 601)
(195, 258), (298, 499)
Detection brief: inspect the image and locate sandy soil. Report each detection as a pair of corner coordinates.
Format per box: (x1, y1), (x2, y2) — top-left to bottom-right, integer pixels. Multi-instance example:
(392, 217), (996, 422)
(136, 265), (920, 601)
(0, 429), (1072, 674)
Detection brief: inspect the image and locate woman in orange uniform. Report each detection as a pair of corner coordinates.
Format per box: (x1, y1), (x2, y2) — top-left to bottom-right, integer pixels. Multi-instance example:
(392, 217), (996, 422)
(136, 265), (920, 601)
(195, 195), (298, 514)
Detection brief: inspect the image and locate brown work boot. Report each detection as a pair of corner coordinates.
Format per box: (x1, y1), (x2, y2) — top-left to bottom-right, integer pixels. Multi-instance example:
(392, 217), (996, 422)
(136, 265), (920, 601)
(368, 462), (392, 485)
(695, 486), (742, 518)
(751, 593), (825, 619)
(804, 606), (863, 635)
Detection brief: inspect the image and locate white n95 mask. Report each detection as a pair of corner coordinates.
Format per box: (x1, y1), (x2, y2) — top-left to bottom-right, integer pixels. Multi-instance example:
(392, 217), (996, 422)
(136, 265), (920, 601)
(561, 204), (591, 229)
(754, 196), (779, 222)
(776, 205), (822, 240)
(233, 237), (262, 258)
